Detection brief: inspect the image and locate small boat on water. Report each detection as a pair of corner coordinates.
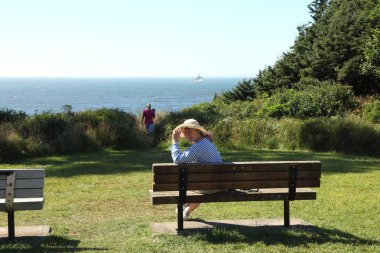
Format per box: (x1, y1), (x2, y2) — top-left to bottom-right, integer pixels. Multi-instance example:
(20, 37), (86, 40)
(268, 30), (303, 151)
(192, 74), (204, 82)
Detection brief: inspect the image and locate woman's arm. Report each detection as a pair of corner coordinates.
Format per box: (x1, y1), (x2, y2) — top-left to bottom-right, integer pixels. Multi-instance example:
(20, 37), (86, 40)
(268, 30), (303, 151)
(170, 142), (201, 164)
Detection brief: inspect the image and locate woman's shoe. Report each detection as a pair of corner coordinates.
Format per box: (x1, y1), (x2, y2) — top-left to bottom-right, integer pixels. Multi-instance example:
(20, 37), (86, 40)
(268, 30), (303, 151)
(183, 206), (190, 221)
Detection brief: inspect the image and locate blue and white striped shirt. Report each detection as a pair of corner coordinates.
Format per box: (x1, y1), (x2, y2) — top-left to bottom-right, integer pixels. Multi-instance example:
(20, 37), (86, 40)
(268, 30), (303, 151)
(170, 137), (223, 164)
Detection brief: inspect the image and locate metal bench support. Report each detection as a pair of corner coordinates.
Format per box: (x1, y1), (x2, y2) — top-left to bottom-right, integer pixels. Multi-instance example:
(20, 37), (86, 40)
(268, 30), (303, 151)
(284, 200), (290, 227)
(7, 211), (15, 239)
(284, 165), (298, 227)
(1, 171), (16, 239)
(177, 167), (187, 234)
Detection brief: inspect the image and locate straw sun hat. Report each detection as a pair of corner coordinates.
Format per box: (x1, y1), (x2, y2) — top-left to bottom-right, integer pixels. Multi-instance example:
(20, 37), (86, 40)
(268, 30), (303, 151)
(175, 119), (208, 137)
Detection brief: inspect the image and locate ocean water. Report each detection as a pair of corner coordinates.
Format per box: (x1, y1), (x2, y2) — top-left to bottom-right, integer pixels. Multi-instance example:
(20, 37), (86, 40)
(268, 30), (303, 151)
(0, 77), (241, 115)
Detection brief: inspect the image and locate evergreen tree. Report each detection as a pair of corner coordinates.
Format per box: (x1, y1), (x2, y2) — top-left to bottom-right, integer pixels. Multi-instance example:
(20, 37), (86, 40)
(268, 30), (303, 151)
(222, 0), (380, 101)
(217, 79), (256, 102)
(361, 1), (380, 80)
(308, 0), (329, 22)
(254, 0), (380, 96)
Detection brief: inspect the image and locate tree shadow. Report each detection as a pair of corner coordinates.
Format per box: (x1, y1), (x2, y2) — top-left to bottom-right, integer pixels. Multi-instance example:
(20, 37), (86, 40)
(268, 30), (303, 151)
(0, 235), (108, 252)
(220, 147), (380, 174)
(5, 147), (379, 178)
(180, 221), (379, 247)
(26, 149), (172, 178)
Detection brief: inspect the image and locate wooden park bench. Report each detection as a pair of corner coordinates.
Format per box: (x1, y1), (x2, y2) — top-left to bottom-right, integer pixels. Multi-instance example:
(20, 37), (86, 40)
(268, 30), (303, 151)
(0, 168), (45, 239)
(150, 161), (321, 233)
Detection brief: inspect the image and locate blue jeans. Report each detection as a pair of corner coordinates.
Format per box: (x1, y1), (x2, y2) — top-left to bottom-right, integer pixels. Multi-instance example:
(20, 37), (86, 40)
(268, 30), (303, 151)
(145, 123), (154, 134)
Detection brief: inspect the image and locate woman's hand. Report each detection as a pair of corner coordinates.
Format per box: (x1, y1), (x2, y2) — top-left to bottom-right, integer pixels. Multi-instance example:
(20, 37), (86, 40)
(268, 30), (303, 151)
(172, 128), (181, 144)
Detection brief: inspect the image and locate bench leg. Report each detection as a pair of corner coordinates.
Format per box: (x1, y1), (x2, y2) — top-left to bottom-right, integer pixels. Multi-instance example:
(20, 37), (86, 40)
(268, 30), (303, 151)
(7, 211), (15, 239)
(284, 200), (290, 227)
(177, 204), (184, 234)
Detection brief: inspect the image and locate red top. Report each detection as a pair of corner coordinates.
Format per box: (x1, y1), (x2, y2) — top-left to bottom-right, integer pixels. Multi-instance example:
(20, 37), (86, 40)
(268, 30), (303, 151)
(143, 109), (155, 124)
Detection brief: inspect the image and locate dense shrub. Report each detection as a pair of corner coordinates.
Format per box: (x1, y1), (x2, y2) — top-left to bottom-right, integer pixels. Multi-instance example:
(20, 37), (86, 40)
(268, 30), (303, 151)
(90, 108), (144, 149)
(151, 85), (379, 157)
(21, 112), (67, 142)
(301, 116), (380, 156)
(258, 83), (356, 118)
(210, 116), (380, 157)
(212, 100), (259, 119)
(0, 108), (148, 160)
(0, 108), (27, 123)
(330, 116), (380, 156)
(362, 98), (380, 123)
(298, 119), (332, 151)
(212, 117), (235, 146)
(0, 123), (25, 160)
(212, 118), (302, 150)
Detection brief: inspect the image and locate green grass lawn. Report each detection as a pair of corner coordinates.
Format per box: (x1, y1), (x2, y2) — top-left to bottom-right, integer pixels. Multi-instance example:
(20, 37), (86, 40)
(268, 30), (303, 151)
(1, 147), (379, 252)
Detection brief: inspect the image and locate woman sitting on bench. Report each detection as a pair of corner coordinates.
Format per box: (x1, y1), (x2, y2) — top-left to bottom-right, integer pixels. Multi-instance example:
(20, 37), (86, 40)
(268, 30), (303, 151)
(170, 119), (223, 220)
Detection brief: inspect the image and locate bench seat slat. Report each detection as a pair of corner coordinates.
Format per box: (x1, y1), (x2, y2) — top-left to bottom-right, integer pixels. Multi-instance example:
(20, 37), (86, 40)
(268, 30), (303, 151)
(150, 188), (317, 205)
(0, 189), (44, 198)
(0, 198), (44, 211)
(0, 179), (44, 189)
(153, 161), (321, 174)
(154, 171), (321, 184)
(153, 179), (320, 191)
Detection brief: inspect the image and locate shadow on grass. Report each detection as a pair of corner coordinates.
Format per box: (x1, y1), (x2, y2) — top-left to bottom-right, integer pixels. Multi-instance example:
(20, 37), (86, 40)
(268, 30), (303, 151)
(221, 147), (380, 174)
(6, 147), (379, 178)
(26, 149), (172, 178)
(0, 235), (108, 252)
(181, 222), (379, 247)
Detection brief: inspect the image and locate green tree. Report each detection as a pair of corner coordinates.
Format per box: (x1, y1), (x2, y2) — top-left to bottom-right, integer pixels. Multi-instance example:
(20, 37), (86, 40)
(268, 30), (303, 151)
(361, 1), (380, 80)
(308, 0), (329, 22)
(252, 0), (380, 96)
(217, 79), (256, 102)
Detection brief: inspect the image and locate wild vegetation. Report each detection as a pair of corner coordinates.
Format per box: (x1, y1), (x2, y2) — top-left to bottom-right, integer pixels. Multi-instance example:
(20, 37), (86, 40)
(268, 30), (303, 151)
(153, 0), (380, 157)
(0, 108), (148, 161)
(219, 0), (380, 98)
(1, 0), (380, 161)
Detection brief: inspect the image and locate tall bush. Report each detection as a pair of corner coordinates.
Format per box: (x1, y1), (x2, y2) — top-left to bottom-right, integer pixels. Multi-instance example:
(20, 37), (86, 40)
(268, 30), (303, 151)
(87, 108), (144, 149)
(210, 116), (380, 157)
(298, 118), (332, 151)
(330, 116), (380, 156)
(0, 108), (148, 160)
(0, 109), (27, 123)
(0, 123), (25, 160)
(362, 98), (380, 123)
(258, 83), (355, 118)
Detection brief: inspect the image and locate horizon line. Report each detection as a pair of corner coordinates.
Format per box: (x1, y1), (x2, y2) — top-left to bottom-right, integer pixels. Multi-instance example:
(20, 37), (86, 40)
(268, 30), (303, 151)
(0, 76), (249, 79)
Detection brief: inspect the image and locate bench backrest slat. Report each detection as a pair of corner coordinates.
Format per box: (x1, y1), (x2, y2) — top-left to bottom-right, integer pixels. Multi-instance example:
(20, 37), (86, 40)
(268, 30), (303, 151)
(0, 169), (45, 180)
(0, 179), (44, 189)
(153, 180), (320, 191)
(154, 171), (321, 184)
(153, 161), (321, 174)
(152, 161), (321, 192)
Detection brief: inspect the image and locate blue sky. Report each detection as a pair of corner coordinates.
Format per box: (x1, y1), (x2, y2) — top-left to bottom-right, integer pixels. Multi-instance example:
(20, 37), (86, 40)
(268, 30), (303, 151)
(0, 0), (312, 78)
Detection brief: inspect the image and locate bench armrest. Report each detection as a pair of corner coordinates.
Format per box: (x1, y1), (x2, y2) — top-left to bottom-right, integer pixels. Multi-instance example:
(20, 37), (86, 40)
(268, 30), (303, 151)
(1, 171), (16, 212)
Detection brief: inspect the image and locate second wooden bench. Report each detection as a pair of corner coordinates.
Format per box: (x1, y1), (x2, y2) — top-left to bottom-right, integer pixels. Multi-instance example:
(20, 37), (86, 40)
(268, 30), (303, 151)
(0, 168), (45, 239)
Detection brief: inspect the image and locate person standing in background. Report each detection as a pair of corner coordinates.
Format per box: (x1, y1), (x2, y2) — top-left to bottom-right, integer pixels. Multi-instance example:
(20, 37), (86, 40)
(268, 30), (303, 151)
(142, 103), (155, 134)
